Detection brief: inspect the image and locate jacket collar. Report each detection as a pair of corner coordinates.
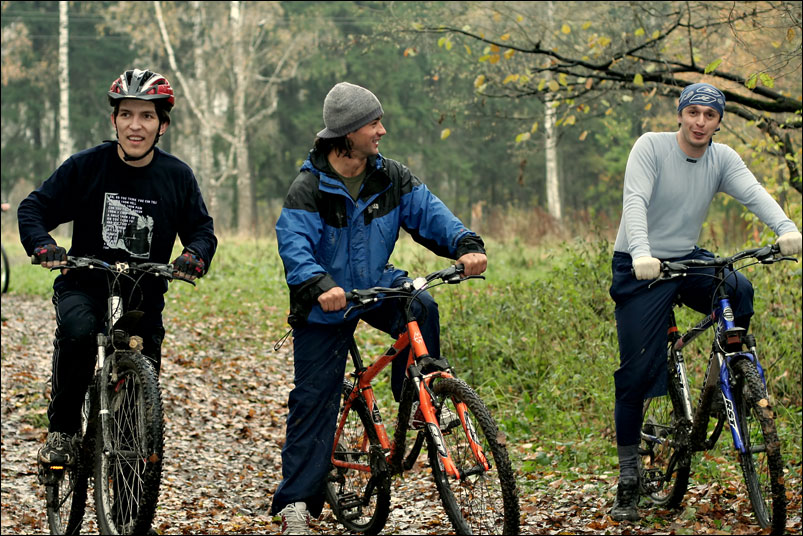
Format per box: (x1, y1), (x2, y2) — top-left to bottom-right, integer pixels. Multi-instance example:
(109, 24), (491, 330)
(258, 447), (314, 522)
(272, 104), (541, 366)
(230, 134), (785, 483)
(304, 149), (388, 198)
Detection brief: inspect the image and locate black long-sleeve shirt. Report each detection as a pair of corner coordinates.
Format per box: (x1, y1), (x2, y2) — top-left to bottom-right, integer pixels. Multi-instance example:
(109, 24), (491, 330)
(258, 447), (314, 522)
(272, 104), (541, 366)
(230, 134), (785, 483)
(19, 142), (217, 293)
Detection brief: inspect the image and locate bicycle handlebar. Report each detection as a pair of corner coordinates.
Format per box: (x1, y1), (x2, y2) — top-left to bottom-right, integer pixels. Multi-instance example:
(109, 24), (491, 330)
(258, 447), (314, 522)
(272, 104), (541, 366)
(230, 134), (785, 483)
(343, 263), (484, 312)
(654, 244), (796, 282)
(31, 255), (196, 285)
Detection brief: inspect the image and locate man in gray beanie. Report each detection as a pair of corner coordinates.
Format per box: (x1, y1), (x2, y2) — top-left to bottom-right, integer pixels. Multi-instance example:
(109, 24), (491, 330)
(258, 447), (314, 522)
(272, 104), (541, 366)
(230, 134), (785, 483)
(607, 81), (801, 523)
(270, 82), (487, 533)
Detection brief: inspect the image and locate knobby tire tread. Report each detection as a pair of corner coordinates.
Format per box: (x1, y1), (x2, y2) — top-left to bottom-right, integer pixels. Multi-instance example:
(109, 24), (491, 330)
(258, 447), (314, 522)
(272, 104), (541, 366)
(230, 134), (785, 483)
(732, 359), (786, 534)
(427, 377), (519, 535)
(94, 351), (164, 535)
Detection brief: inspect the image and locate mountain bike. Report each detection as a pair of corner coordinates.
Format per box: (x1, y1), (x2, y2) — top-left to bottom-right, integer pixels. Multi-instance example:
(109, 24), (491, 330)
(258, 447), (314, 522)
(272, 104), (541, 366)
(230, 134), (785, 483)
(324, 264), (520, 535)
(639, 244), (794, 534)
(36, 256), (193, 535)
(1, 242), (8, 293)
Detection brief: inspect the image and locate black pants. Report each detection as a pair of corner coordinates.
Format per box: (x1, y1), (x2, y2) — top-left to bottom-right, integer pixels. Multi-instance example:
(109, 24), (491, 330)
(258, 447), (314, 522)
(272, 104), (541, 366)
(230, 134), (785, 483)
(48, 284), (165, 434)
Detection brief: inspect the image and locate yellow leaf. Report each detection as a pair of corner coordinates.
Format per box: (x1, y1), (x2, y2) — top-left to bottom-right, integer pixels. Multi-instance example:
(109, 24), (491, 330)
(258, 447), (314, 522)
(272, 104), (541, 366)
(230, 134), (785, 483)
(704, 58), (722, 74)
(445, 40), (452, 51)
(479, 55), (491, 63)
(530, 121), (539, 133)
(489, 54), (500, 64)
(564, 115), (576, 126)
(633, 73), (644, 87)
(490, 44), (500, 52)
(579, 130), (588, 141)
(634, 28), (645, 37)
(516, 15), (524, 23)
(788, 28), (796, 42)
(538, 79), (546, 91)
(440, 128), (451, 140)
(561, 24), (571, 35)
(500, 33), (510, 41)
(504, 49), (515, 60)
(644, 102), (652, 111)
(548, 79), (560, 92)
(605, 108), (613, 116)
(652, 30), (660, 39)
(474, 75), (486, 88)
(582, 21), (591, 30)
(503, 74), (519, 84)
(585, 78), (593, 90)
(464, 45), (472, 55)
(558, 73), (568, 86)
(771, 41), (781, 49)
(515, 132), (531, 143)
(598, 36), (611, 47)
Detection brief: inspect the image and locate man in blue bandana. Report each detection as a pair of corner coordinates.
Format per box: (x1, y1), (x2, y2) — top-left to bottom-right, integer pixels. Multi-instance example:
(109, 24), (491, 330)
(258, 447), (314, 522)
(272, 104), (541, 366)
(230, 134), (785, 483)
(607, 82), (801, 522)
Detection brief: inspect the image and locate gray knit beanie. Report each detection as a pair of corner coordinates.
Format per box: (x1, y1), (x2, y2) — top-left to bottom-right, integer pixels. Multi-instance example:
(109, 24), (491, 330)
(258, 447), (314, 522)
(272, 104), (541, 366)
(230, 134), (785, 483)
(316, 82), (384, 139)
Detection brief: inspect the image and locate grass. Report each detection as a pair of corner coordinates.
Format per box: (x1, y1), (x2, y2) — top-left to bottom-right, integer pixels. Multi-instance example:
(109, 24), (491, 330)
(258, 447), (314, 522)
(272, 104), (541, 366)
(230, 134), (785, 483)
(2, 229), (801, 491)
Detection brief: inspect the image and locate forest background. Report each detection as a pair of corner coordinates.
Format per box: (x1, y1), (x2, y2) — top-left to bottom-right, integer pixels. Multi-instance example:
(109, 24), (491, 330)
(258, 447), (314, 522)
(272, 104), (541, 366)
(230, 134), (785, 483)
(1, 1), (801, 532)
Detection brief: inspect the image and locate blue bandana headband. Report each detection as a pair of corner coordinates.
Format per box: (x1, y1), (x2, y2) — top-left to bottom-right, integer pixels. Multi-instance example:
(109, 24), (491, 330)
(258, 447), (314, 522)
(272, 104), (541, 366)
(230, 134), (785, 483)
(677, 83), (725, 119)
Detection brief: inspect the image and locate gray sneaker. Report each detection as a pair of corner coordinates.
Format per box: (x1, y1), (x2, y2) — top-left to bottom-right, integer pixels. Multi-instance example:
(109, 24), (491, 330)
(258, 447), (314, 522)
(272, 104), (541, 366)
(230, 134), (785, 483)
(38, 432), (76, 466)
(279, 502), (311, 535)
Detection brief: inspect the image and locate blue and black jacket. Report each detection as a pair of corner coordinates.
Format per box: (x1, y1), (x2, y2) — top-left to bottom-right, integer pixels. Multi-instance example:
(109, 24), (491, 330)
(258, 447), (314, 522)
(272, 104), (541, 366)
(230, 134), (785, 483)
(276, 149), (485, 327)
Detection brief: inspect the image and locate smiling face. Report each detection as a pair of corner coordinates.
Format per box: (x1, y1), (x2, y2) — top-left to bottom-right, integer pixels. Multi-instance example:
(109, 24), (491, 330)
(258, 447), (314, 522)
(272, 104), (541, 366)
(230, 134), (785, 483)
(346, 117), (386, 159)
(676, 104), (721, 158)
(111, 99), (167, 166)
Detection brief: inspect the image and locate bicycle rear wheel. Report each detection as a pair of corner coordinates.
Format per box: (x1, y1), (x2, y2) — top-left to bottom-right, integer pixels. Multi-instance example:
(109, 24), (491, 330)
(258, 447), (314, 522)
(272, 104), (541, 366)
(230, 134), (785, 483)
(639, 353), (691, 508)
(94, 351), (164, 535)
(325, 380), (391, 535)
(426, 377), (519, 535)
(44, 381), (97, 534)
(732, 358), (786, 532)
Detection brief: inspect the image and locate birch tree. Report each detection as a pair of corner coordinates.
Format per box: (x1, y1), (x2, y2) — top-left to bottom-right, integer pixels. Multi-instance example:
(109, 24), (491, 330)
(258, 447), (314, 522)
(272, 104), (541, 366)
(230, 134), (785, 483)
(58, 1), (73, 165)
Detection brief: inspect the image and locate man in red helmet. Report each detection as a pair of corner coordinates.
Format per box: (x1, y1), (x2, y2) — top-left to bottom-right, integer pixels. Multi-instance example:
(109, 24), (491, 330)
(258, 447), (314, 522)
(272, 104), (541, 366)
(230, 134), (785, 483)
(18, 68), (217, 466)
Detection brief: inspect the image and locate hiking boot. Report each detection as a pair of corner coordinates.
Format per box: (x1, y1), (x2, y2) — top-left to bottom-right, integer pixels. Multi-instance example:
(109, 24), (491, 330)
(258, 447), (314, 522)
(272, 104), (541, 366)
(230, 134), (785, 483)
(609, 477), (640, 522)
(279, 502), (311, 535)
(38, 432), (76, 467)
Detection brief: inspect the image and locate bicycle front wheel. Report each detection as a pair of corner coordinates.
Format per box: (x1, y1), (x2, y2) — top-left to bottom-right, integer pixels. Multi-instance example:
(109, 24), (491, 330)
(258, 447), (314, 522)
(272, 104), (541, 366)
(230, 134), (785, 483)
(94, 351), (164, 535)
(427, 377), (519, 535)
(325, 380), (391, 535)
(732, 358), (786, 533)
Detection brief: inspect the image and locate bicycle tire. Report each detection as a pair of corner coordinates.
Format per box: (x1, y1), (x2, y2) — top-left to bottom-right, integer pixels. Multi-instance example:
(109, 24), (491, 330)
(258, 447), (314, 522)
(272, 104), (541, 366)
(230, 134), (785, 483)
(732, 358), (786, 533)
(1, 244), (9, 293)
(94, 351), (164, 535)
(44, 379), (98, 535)
(426, 377), (519, 535)
(639, 352), (691, 508)
(325, 380), (391, 535)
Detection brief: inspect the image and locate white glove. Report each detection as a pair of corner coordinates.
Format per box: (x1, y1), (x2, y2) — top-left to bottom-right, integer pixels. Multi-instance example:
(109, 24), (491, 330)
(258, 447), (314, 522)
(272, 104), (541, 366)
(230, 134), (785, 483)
(776, 231), (802, 256)
(633, 256), (661, 280)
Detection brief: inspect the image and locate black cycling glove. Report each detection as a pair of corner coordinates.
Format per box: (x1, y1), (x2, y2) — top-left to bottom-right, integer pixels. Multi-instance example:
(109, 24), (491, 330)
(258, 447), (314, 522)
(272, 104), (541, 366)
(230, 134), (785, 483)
(33, 244), (67, 264)
(172, 249), (205, 277)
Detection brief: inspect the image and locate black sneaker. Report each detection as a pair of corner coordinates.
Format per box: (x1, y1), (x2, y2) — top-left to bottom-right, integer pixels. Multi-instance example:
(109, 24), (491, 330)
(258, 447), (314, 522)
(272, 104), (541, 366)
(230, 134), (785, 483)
(609, 477), (640, 522)
(38, 432), (76, 466)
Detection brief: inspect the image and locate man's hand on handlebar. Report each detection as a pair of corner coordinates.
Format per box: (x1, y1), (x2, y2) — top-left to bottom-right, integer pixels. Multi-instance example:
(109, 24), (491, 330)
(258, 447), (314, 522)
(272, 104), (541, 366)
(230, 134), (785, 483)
(318, 286), (347, 312)
(456, 252), (487, 277)
(33, 244), (67, 269)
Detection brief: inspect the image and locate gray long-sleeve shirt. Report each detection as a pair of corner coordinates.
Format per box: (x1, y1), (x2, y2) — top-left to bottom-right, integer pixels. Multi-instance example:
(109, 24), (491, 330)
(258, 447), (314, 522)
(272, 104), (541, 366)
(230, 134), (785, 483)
(613, 132), (798, 260)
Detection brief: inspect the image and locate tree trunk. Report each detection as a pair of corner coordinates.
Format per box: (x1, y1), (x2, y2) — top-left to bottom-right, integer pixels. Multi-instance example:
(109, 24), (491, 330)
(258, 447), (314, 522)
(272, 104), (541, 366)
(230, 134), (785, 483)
(232, 0), (254, 235)
(544, 1), (562, 221)
(58, 1), (73, 165)
(191, 1), (219, 225)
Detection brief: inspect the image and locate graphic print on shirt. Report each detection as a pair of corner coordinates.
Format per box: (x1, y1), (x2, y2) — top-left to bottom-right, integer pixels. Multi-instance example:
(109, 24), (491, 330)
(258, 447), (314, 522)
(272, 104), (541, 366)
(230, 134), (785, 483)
(101, 193), (156, 258)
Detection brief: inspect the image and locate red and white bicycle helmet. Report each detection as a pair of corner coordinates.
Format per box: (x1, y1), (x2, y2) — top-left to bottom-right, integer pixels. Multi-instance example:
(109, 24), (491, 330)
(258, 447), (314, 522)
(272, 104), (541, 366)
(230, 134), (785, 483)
(107, 69), (174, 111)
